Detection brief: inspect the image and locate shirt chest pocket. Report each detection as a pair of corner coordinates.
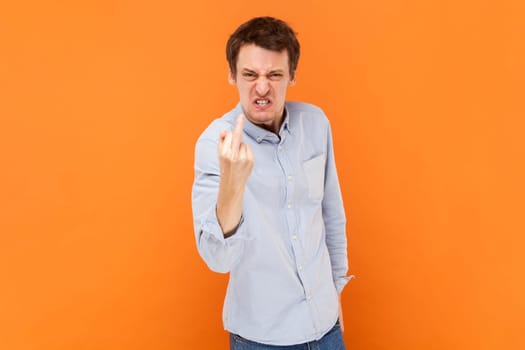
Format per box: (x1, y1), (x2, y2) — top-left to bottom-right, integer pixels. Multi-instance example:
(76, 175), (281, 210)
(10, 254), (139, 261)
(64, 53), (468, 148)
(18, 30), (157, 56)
(302, 153), (326, 201)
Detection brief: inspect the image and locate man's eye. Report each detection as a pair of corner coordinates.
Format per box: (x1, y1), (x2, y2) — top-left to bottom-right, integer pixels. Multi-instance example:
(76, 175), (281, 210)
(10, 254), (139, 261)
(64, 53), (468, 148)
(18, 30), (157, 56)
(269, 73), (283, 80)
(243, 73), (257, 79)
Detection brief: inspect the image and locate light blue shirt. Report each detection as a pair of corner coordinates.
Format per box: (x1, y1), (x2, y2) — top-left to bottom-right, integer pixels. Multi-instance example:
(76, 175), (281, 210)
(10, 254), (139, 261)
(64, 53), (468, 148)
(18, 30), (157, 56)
(192, 101), (353, 346)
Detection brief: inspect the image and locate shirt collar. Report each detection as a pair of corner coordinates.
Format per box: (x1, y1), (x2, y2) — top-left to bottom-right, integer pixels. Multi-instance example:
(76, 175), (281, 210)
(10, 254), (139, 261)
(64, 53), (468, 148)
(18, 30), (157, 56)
(233, 102), (291, 144)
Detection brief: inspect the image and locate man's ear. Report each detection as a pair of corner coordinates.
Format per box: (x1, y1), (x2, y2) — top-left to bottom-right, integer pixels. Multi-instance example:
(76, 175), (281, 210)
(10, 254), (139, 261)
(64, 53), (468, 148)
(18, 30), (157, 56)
(228, 70), (236, 85)
(289, 73), (297, 86)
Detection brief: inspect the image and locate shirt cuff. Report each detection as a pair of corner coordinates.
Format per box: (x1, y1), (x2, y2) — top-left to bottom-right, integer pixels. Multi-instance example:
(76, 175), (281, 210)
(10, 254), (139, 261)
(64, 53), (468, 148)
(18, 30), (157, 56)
(335, 274), (355, 294)
(200, 206), (251, 244)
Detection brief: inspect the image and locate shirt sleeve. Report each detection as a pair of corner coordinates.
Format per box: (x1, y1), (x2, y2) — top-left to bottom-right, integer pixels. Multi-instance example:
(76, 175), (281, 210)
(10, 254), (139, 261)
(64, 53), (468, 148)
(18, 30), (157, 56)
(191, 137), (252, 274)
(322, 121), (355, 293)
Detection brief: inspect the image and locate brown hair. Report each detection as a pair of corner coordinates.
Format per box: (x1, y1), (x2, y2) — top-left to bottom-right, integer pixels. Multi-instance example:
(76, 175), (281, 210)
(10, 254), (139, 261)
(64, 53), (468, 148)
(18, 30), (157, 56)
(226, 17), (300, 79)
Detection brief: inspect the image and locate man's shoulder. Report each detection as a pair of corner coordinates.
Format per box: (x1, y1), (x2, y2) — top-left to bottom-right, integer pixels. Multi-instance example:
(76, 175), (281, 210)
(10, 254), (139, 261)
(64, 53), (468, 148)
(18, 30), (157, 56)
(286, 101), (324, 114)
(286, 101), (329, 125)
(197, 108), (237, 143)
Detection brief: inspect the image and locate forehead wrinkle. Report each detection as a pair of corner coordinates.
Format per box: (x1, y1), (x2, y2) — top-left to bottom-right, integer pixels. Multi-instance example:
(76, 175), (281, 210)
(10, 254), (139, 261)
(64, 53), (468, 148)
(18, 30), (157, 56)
(240, 65), (285, 75)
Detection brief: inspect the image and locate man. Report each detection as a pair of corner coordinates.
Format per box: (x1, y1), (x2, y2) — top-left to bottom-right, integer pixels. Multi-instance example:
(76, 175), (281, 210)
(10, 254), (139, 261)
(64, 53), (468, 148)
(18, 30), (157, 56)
(192, 17), (353, 349)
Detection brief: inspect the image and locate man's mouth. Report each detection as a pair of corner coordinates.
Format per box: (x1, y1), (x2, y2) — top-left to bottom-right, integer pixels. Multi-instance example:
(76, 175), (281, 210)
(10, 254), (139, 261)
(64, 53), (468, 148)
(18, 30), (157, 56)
(254, 99), (270, 107)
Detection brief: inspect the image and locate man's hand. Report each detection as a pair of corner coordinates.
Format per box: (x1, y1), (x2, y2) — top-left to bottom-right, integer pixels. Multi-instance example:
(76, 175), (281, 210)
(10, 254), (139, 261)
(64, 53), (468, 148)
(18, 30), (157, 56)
(216, 114), (254, 237)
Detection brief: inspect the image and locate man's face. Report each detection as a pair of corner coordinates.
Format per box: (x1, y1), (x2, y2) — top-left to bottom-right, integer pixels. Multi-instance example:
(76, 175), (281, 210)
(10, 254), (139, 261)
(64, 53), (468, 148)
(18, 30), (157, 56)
(230, 44), (295, 133)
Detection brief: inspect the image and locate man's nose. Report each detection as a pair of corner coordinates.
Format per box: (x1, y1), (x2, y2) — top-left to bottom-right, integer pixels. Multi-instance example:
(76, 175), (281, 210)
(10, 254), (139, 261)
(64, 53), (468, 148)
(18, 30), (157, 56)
(255, 79), (270, 96)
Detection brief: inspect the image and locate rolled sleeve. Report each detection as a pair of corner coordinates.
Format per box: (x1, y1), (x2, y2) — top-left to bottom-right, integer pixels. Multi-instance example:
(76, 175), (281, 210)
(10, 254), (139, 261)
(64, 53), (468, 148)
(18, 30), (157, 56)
(200, 205), (249, 244)
(196, 205), (249, 273)
(334, 275), (355, 294)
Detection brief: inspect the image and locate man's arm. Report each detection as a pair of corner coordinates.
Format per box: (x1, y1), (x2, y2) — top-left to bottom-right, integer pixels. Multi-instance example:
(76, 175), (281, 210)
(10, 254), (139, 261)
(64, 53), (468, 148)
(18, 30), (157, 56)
(191, 114), (253, 273)
(321, 121), (352, 331)
(322, 122), (353, 293)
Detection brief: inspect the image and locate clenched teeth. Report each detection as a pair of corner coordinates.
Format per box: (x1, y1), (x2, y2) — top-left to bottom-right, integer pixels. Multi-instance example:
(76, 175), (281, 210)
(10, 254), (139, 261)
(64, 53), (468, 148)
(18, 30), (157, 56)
(256, 99), (269, 105)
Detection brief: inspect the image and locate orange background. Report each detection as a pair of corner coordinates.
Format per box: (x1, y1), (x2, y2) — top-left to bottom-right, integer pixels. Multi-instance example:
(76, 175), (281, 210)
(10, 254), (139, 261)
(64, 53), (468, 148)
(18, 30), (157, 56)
(1, 1), (524, 349)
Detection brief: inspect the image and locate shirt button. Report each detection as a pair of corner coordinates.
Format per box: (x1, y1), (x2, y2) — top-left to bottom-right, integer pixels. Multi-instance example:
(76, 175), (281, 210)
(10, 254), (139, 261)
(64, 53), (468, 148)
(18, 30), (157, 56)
(306, 294), (312, 301)
(298, 265), (303, 270)
(292, 235), (297, 240)
(287, 203), (292, 209)
(287, 175), (293, 181)
(278, 145), (282, 151)
(256, 137), (262, 142)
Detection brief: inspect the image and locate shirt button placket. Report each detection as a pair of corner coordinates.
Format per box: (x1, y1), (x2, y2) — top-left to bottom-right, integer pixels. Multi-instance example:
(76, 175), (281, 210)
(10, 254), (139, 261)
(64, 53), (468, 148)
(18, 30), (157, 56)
(279, 141), (305, 303)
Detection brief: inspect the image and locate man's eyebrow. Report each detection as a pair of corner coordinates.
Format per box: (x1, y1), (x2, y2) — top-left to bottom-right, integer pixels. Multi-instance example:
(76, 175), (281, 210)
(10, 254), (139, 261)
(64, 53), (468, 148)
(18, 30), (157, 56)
(240, 68), (285, 74)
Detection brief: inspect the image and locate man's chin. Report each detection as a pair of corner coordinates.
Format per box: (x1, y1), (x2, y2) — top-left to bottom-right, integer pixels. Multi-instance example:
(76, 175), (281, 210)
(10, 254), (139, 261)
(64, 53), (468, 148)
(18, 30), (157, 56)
(245, 113), (274, 126)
